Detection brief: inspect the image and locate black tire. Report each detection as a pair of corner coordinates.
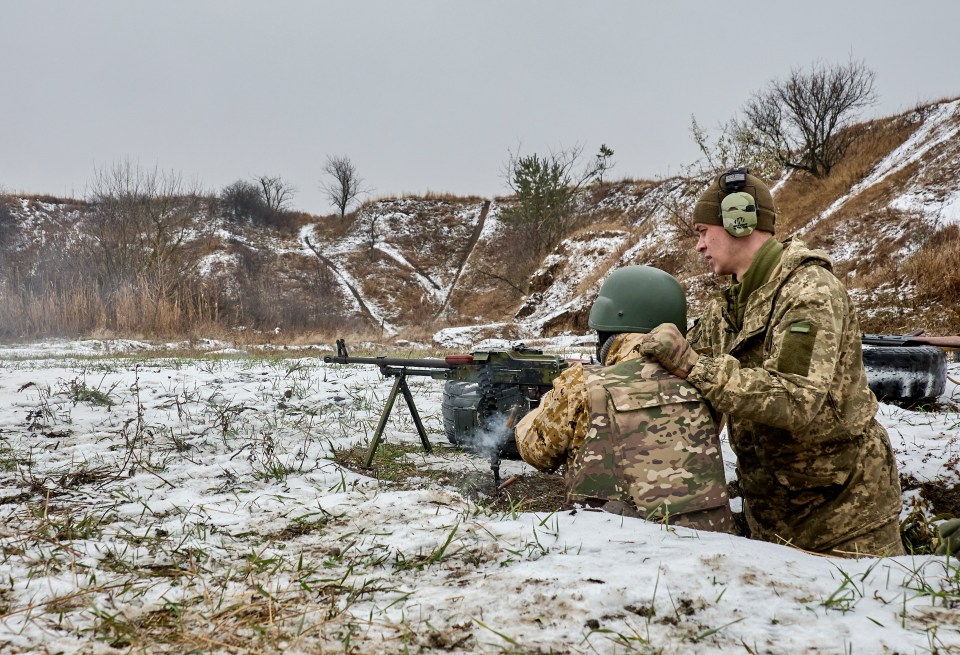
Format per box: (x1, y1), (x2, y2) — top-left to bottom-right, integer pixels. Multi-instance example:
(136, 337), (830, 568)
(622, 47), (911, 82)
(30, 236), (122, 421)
(863, 345), (947, 406)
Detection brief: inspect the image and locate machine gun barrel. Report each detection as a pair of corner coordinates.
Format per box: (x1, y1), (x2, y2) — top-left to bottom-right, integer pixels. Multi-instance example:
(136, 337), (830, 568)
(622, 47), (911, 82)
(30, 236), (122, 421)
(323, 338), (464, 373)
(862, 333), (960, 348)
(323, 354), (453, 369)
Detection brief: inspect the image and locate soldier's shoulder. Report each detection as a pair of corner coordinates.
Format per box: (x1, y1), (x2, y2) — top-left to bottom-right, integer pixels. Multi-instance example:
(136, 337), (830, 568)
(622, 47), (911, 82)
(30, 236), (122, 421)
(783, 238), (833, 269)
(783, 260), (847, 300)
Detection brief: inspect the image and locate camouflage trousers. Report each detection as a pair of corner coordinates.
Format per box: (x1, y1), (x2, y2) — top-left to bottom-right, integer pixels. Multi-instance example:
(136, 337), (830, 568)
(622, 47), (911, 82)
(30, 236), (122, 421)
(822, 517), (906, 558)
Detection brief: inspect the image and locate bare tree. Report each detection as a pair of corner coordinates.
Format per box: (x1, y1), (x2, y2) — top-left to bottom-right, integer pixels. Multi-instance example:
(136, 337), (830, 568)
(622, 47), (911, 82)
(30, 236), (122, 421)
(257, 175), (296, 214)
(320, 155), (365, 218)
(740, 58), (877, 178)
(689, 115), (780, 180)
(220, 179), (269, 223)
(85, 160), (204, 296)
(659, 178), (706, 240)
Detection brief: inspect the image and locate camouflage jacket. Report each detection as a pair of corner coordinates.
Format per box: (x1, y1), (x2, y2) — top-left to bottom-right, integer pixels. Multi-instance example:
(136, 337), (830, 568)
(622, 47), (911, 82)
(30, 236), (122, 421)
(687, 238), (902, 552)
(515, 333), (734, 531)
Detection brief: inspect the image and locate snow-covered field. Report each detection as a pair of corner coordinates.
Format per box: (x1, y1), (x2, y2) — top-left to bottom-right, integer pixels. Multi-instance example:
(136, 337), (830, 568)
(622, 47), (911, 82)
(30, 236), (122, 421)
(0, 339), (957, 654)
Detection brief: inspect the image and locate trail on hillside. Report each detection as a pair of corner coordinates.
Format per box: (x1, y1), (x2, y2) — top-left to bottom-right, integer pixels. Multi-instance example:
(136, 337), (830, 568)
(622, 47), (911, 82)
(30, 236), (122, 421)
(436, 199), (490, 318)
(303, 234), (393, 335)
(373, 243), (443, 300)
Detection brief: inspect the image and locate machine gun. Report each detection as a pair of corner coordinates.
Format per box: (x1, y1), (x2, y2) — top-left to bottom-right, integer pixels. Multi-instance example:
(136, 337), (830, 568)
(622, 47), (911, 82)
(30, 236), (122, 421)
(324, 328), (958, 492)
(323, 338), (569, 490)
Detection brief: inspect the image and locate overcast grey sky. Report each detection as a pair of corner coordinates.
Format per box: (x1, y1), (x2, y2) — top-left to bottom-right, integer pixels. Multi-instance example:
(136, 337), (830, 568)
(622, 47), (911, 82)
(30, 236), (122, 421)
(3, 1), (959, 215)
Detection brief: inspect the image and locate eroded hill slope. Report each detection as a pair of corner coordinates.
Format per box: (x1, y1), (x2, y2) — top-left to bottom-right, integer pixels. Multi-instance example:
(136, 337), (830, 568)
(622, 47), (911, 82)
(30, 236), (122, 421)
(1, 97), (958, 341)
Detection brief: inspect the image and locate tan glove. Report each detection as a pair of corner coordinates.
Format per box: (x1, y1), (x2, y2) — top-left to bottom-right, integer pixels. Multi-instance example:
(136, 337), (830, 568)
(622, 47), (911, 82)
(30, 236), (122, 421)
(640, 323), (699, 379)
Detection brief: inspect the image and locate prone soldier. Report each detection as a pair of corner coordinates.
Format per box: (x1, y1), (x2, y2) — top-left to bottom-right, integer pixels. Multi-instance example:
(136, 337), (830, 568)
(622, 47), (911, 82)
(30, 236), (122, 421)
(515, 265), (736, 532)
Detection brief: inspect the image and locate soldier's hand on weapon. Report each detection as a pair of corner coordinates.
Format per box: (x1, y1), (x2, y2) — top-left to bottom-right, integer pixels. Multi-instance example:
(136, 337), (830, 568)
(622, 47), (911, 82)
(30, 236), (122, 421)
(936, 518), (960, 556)
(640, 323), (699, 379)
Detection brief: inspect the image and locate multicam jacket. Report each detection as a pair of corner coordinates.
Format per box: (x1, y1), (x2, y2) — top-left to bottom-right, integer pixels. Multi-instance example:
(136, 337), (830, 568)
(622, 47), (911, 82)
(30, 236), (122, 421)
(515, 333), (734, 532)
(687, 238), (902, 552)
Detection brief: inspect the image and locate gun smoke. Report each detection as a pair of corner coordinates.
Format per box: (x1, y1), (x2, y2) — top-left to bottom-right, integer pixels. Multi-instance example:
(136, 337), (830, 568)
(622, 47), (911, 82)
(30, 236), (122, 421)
(468, 410), (513, 461)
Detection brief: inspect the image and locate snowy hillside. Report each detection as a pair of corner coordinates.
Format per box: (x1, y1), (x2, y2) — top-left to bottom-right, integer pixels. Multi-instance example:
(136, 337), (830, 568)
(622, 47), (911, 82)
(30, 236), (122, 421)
(234, 95), (960, 339)
(2, 98), (959, 341)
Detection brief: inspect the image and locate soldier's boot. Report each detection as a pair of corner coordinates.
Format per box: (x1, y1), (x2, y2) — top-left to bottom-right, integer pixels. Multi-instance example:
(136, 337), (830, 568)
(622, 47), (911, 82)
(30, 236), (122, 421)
(671, 505), (739, 535)
(824, 517), (906, 558)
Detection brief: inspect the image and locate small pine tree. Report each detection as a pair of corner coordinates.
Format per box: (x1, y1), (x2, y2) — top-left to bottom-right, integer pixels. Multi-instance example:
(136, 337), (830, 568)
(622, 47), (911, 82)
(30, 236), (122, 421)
(594, 144), (615, 185)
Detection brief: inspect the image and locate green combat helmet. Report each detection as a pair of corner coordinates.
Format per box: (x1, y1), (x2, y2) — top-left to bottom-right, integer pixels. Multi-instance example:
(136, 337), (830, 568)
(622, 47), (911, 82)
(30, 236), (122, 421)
(588, 265), (687, 336)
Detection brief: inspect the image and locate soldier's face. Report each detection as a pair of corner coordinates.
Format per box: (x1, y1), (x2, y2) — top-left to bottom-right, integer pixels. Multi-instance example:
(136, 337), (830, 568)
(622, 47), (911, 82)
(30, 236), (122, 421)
(695, 223), (741, 276)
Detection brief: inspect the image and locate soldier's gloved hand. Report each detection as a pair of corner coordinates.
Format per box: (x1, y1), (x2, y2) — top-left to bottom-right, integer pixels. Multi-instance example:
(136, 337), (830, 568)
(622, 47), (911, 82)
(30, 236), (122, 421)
(936, 518), (960, 556)
(640, 323), (699, 379)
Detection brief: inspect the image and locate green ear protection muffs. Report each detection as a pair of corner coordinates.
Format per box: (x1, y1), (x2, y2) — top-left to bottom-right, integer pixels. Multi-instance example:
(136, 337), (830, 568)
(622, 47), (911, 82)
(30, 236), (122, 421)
(720, 191), (758, 237)
(693, 167), (776, 235)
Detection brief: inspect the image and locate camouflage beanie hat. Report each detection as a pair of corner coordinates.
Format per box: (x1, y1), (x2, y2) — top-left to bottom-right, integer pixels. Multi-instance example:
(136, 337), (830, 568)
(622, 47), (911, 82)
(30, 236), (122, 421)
(692, 170), (776, 233)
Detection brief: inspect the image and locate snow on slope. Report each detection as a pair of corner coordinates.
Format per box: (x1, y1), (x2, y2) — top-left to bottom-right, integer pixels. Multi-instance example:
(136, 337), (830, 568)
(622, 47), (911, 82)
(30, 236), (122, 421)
(313, 197), (487, 328)
(470, 179), (708, 341)
(375, 242), (445, 301)
(515, 231), (630, 327)
(811, 98), (960, 232)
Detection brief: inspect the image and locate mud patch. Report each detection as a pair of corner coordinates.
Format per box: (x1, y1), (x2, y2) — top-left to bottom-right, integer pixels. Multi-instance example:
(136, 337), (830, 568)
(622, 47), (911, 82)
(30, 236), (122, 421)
(918, 480), (960, 517)
(334, 441), (567, 513)
(451, 468), (567, 513)
(901, 475), (960, 517)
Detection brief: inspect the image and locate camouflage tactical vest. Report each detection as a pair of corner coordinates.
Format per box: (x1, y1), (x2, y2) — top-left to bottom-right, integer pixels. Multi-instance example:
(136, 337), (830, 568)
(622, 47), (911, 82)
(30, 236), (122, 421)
(569, 359), (736, 533)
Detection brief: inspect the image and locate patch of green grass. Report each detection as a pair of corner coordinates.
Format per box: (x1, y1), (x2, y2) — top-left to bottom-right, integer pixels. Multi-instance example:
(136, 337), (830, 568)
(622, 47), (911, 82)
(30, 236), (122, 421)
(31, 507), (115, 543)
(0, 441), (18, 472)
(333, 441), (447, 485)
(268, 512), (330, 541)
(897, 553), (960, 611)
(64, 376), (116, 407)
(814, 562), (881, 615)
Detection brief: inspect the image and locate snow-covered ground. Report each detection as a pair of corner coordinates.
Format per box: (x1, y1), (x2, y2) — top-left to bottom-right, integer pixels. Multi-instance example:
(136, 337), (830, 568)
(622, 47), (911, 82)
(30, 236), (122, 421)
(0, 339), (957, 654)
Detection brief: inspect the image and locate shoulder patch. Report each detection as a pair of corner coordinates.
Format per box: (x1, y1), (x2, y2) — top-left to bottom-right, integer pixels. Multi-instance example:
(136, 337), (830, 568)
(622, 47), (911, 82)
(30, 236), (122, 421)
(778, 321), (818, 376)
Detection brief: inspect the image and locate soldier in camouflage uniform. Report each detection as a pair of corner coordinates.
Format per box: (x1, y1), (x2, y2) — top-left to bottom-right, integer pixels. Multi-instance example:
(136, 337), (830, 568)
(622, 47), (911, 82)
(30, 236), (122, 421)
(515, 266), (736, 533)
(641, 168), (904, 558)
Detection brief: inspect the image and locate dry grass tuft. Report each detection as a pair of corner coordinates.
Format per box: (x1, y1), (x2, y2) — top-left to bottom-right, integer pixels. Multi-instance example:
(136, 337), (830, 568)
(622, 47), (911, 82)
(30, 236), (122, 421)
(0, 277), (223, 340)
(775, 116), (919, 238)
(901, 224), (960, 331)
(18, 193), (87, 206)
(366, 191), (485, 204)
